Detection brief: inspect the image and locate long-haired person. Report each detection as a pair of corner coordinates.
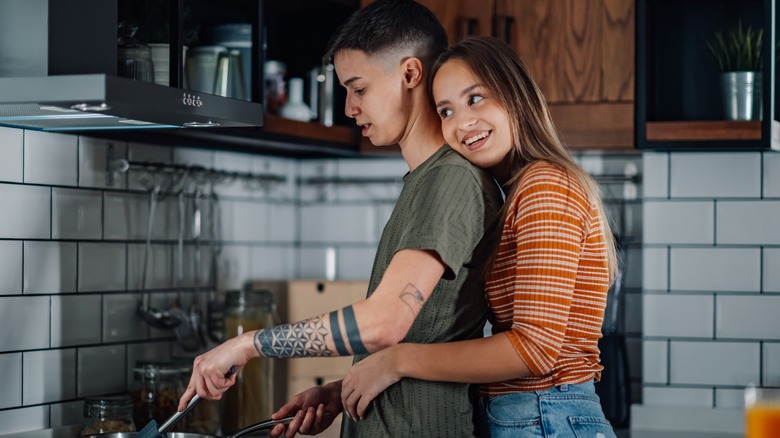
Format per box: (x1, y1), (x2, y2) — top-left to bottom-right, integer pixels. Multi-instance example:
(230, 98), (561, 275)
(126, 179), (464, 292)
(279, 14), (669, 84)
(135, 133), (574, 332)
(340, 36), (618, 438)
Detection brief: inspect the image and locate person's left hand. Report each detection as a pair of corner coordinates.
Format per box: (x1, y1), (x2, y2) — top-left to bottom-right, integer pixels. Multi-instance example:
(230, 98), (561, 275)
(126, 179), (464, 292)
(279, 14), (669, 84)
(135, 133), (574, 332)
(178, 331), (257, 411)
(341, 346), (404, 420)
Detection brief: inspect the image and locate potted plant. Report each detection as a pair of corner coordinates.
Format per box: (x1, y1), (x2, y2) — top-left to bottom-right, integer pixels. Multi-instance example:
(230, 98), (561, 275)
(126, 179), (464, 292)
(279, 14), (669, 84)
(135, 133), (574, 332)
(707, 20), (763, 120)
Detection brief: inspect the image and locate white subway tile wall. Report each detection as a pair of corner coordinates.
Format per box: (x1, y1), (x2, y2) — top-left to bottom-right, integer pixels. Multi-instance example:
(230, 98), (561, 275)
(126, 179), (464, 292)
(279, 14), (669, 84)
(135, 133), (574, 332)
(0, 353), (22, 409)
(0, 184), (51, 239)
(0, 241), (23, 295)
(23, 131), (78, 186)
(0, 131), (644, 434)
(764, 343), (780, 386)
(643, 386), (713, 407)
(640, 151), (780, 421)
(643, 294), (714, 338)
(0, 127), (24, 183)
(669, 152), (761, 198)
(0, 131), (301, 432)
(52, 188), (103, 240)
(763, 152), (780, 198)
(22, 349), (77, 405)
(717, 201), (780, 245)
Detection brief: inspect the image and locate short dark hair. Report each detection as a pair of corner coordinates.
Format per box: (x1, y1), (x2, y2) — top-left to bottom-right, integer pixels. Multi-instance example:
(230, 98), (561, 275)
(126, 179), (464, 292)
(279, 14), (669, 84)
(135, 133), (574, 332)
(323, 0), (447, 72)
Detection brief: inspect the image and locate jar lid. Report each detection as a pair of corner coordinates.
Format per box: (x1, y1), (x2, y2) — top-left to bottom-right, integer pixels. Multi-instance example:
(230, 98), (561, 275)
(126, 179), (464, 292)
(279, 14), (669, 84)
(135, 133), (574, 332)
(84, 393), (134, 418)
(225, 289), (275, 310)
(133, 360), (189, 378)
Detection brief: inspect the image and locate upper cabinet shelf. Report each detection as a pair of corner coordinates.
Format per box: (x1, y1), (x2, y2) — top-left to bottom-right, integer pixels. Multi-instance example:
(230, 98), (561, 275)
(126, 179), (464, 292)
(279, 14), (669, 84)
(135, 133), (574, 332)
(636, 0), (779, 150)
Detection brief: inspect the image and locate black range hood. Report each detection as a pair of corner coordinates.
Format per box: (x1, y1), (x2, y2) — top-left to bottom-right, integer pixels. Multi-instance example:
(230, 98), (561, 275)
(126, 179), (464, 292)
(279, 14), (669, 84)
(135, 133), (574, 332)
(0, 75), (263, 131)
(0, 0), (264, 132)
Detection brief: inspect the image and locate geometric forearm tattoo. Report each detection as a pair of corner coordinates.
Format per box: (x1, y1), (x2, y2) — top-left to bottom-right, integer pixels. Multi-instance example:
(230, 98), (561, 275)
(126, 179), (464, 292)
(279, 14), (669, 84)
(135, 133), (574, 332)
(254, 315), (333, 358)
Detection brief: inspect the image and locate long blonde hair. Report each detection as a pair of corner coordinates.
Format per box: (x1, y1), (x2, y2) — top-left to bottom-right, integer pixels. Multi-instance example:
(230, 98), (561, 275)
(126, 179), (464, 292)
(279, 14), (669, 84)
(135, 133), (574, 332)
(432, 36), (618, 284)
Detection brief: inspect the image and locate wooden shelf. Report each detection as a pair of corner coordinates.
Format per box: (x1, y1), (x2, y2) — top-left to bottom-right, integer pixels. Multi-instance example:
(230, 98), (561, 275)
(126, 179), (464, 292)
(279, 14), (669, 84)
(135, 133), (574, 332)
(263, 114), (356, 145)
(645, 120), (775, 142)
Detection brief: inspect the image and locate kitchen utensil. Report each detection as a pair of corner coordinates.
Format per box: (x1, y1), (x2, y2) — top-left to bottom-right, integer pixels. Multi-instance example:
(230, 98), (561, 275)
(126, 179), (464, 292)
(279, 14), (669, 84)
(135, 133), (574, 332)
(186, 46), (228, 94)
(83, 416), (295, 438)
(138, 186), (181, 330)
(214, 49), (248, 100)
(131, 368), (236, 438)
(190, 190), (207, 348)
(171, 190), (200, 351)
(206, 187), (225, 343)
(210, 23), (253, 98)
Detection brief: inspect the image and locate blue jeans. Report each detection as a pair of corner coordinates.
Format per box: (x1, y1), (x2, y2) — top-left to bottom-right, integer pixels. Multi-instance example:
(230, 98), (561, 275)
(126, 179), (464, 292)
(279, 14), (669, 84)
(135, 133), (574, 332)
(477, 381), (616, 438)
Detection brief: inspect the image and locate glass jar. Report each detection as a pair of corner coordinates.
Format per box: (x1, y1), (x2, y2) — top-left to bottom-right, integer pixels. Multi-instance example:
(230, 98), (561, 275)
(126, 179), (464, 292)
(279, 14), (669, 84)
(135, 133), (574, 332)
(131, 361), (188, 432)
(178, 362), (221, 434)
(80, 393), (136, 435)
(222, 289), (278, 434)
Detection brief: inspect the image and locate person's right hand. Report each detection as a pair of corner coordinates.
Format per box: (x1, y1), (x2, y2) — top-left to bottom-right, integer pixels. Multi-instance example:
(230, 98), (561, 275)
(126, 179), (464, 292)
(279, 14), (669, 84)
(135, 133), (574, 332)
(269, 381), (343, 438)
(177, 331), (258, 411)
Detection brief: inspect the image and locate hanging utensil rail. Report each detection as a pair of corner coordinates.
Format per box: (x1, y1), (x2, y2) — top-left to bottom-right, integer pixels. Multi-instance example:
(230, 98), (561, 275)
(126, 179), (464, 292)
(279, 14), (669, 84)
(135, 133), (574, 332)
(108, 158), (287, 186)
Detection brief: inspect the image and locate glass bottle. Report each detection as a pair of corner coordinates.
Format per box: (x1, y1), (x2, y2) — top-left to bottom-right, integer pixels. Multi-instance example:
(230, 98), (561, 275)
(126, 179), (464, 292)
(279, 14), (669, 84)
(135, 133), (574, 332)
(221, 289), (278, 434)
(80, 394), (136, 435)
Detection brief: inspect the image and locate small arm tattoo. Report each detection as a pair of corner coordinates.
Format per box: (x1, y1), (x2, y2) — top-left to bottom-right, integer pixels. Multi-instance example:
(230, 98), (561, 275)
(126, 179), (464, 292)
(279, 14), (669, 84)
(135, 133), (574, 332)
(399, 283), (425, 316)
(254, 315), (333, 358)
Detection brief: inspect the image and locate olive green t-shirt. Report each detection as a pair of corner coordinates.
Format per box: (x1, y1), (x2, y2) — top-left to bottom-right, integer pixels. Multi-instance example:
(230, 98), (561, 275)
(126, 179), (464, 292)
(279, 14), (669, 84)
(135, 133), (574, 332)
(342, 145), (503, 438)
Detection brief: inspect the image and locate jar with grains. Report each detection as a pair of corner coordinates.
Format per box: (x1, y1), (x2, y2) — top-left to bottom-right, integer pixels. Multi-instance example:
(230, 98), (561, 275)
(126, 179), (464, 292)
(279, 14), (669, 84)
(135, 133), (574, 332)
(177, 362), (221, 434)
(131, 361), (187, 432)
(80, 393), (136, 435)
(221, 289), (278, 434)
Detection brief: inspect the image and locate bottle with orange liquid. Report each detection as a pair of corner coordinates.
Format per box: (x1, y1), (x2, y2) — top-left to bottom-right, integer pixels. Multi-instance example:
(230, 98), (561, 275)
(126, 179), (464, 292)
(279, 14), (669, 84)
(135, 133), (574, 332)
(745, 386), (780, 438)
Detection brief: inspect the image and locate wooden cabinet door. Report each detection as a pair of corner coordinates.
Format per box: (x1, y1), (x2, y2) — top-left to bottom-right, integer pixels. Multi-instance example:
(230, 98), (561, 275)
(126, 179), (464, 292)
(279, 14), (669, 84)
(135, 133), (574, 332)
(497, 0), (635, 148)
(360, 0), (495, 45)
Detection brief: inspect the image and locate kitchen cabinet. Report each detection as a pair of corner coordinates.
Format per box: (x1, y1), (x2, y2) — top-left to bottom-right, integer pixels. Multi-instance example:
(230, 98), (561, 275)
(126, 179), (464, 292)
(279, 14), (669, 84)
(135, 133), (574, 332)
(636, 0), (778, 150)
(86, 0), (362, 157)
(359, 0), (635, 150)
(499, 0), (635, 149)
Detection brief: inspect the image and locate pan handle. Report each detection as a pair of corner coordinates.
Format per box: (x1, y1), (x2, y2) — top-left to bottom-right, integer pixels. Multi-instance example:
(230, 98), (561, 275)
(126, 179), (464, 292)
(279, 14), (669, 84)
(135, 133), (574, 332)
(226, 416), (296, 438)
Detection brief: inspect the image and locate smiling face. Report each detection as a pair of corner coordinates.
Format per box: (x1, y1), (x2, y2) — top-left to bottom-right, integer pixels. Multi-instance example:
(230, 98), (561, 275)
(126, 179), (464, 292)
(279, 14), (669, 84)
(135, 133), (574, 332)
(334, 49), (410, 147)
(433, 59), (513, 173)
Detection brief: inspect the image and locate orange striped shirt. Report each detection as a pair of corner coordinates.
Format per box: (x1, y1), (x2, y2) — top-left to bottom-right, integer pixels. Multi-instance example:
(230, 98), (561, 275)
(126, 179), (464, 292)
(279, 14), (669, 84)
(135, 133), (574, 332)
(481, 161), (610, 396)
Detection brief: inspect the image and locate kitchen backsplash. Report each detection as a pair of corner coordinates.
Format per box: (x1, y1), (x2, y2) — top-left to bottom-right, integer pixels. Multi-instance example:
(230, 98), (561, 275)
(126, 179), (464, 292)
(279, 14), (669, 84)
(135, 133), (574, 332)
(0, 126), (643, 434)
(633, 151), (780, 434)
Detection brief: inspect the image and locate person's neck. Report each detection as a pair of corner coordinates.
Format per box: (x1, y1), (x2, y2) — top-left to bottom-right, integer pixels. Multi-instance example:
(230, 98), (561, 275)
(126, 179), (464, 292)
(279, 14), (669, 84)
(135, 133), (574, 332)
(397, 104), (446, 172)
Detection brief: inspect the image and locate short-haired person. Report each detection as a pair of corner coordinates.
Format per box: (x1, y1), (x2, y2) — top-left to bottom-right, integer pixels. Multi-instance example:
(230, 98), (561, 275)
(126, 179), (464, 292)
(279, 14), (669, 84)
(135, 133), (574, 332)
(340, 36), (619, 438)
(178, 2), (502, 437)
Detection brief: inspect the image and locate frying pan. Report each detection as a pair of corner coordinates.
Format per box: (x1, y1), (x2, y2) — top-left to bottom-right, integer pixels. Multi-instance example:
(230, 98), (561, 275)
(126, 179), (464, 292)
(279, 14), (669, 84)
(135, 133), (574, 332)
(83, 395), (293, 438)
